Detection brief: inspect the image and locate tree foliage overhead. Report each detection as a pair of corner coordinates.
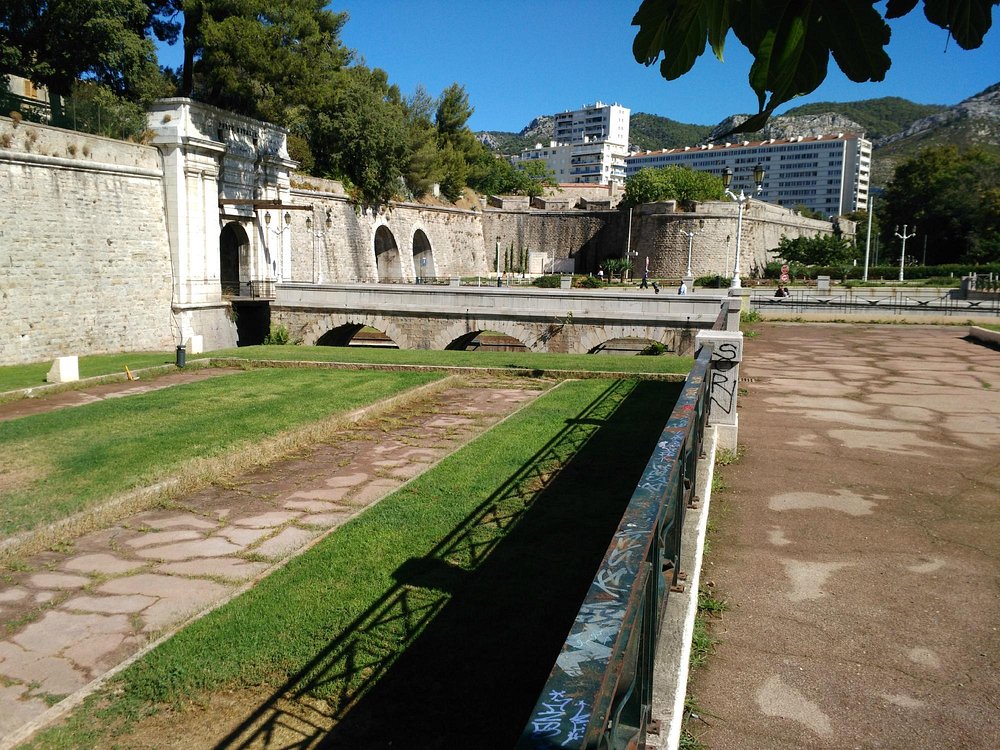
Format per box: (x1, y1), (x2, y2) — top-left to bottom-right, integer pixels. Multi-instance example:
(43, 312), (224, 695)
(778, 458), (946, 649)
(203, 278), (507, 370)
(632, 0), (999, 134)
(623, 165), (725, 206)
(0, 0), (165, 113)
(881, 145), (1000, 263)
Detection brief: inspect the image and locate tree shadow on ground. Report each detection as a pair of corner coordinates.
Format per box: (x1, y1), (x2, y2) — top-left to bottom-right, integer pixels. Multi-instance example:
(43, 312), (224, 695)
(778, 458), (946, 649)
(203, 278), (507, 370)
(215, 379), (681, 750)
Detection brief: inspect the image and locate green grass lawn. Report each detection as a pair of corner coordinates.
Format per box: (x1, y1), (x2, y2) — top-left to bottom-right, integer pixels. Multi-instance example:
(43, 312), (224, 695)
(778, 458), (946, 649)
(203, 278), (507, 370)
(25, 377), (681, 749)
(0, 352), (176, 393)
(0, 369), (439, 536)
(978, 323), (1000, 332)
(197, 344), (694, 375)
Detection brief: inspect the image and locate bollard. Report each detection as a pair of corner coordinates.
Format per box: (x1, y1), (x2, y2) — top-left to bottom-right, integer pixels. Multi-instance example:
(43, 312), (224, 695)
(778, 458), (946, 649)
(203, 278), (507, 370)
(175, 344), (186, 368)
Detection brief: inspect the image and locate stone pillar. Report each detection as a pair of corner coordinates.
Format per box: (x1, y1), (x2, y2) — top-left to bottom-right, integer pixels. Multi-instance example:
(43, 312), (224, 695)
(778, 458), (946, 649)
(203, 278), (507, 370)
(696, 329), (744, 452)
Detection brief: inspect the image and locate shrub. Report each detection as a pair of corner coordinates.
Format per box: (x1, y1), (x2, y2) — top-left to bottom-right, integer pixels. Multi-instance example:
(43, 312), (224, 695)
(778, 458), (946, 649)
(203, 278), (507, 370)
(532, 274), (562, 288)
(639, 341), (667, 355)
(578, 275), (603, 288)
(263, 325), (298, 345)
(695, 274), (729, 288)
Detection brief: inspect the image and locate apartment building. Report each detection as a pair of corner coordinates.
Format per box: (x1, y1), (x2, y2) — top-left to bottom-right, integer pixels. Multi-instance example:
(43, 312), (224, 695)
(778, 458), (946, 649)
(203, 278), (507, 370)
(625, 133), (872, 215)
(515, 101), (630, 185)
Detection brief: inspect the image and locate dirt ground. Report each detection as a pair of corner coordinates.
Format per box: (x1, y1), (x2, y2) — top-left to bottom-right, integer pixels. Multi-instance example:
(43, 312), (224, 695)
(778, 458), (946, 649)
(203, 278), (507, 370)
(690, 323), (1000, 749)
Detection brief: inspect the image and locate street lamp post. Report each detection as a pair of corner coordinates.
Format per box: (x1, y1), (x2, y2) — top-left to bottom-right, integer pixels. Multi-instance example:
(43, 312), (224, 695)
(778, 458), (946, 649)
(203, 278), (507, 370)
(679, 219), (704, 282)
(304, 208), (333, 284)
(722, 164), (765, 290)
(894, 224), (917, 282)
(263, 210), (291, 281)
(862, 202), (874, 282)
(495, 235), (502, 287)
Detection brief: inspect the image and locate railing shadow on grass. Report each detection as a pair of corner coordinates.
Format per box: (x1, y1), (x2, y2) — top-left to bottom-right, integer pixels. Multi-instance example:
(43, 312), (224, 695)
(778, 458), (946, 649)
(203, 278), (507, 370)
(515, 346), (712, 750)
(213, 377), (684, 750)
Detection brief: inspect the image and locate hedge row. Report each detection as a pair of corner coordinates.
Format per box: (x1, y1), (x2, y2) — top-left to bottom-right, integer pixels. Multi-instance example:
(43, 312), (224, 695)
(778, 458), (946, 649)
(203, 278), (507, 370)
(761, 261), (1000, 281)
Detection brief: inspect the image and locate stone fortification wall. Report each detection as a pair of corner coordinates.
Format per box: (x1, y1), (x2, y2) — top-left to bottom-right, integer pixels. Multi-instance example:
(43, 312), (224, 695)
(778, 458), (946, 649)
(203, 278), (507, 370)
(287, 188), (489, 281)
(482, 210), (626, 274)
(0, 117), (174, 365)
(632, 200), (841, 280)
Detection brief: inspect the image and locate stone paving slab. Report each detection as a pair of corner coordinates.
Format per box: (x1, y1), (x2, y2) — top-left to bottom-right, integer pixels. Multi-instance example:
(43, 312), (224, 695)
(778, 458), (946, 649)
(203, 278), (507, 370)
(689, 324), (1000, 750)
(0, 378), (544, 745)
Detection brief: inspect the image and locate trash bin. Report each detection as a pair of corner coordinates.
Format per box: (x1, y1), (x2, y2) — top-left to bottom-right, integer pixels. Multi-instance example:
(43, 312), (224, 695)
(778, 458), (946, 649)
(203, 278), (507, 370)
(175, 344), (186, 368)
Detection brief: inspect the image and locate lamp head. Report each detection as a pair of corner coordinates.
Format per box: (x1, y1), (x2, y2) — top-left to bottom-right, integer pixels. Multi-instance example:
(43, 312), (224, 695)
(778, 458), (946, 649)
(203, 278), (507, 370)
(325, 208), (333, 229)
(264, 211), (271, 226)
(722, 167), (733, 189)
(283, 212), (291, 226)
(753, 163), (765, 188)
(305, 216), (312, 230)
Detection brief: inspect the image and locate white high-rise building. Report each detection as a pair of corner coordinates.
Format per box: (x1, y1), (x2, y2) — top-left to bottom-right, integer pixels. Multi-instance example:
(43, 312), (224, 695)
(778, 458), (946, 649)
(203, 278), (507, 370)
(515, 102), (630, 185)
(625, 133), (872, 216)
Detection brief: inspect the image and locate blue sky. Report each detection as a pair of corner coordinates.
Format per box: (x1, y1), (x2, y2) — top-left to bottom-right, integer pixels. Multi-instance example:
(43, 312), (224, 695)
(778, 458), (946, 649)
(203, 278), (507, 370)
(156, 2), (1000, 132)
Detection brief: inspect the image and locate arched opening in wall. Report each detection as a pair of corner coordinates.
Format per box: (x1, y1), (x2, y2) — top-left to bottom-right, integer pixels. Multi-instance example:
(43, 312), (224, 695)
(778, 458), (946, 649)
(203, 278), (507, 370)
(412, 229), (435, 282)
(589, 337), (671, 356)
(374, 226), (402, 283)
(220, 222), (249, 298)
(446, 330), (528, 352)
(317, 324), (399, 348)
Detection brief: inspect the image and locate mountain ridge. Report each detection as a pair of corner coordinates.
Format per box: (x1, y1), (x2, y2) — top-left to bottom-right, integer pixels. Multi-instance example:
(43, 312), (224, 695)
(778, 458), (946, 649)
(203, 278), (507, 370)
(477, 84), (1000, 189)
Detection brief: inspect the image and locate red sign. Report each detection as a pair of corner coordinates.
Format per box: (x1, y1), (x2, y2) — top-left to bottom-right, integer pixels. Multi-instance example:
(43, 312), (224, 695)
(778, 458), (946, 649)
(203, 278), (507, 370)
(780, 264), (789, 275)
(780, 273), (790, 282)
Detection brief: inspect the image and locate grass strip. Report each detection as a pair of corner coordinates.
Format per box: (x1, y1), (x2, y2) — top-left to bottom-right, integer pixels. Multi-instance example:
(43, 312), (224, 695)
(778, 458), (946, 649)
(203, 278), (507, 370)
(194, 344), (694, 374)
(0, 369), (439, 537)
(27, 378), (683, 749)
(0, 352), (177, 393)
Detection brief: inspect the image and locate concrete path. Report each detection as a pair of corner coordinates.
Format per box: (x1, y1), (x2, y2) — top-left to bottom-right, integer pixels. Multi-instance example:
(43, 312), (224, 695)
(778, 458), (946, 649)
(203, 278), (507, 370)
(690, 323), (1000, 749)
(0, 376), (543, 746)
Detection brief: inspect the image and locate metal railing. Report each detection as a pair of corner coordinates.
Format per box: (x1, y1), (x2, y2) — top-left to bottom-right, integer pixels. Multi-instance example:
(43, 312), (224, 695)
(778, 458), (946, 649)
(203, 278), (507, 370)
(751, 288), (1000, 316)
(515, 346), (713, 749)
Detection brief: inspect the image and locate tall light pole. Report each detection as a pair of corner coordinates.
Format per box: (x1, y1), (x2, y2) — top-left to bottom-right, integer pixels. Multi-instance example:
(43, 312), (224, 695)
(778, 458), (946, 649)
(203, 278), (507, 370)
(263, 210), (291, 282)
(679, 218), (703, 288)
(894, 224), (916, 282)
(495, 236), (501, 287)
(863, 202), (874, 282)
(722, 164), (765, 290)
(625, 206), (635, 280)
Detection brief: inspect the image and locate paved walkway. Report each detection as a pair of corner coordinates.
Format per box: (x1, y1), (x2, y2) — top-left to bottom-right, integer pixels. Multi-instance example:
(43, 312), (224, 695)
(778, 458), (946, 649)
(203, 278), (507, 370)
(690, 323), (1000, 748)
(0, 375), (542, 746)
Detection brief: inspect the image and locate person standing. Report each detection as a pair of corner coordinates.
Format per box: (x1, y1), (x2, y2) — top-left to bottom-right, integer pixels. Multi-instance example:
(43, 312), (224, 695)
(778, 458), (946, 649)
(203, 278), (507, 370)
(640, 271), (649, 289)
(678, 281), (688, 295)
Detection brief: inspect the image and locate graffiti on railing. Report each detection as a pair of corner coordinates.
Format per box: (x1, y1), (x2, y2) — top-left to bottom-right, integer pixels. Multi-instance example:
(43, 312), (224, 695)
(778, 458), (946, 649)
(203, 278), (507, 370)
(530, 690), (591, 745)
(516, 348), (715, 750)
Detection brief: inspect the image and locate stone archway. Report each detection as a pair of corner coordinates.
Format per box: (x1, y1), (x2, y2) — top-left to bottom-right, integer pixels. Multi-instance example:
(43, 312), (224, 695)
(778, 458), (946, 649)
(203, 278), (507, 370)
(578, 325), (681, 356)
(220, 222), (249, 298)
(374, 225), (402, 283)
(433, 318), (539, 352)
(413, 229), (435, 282)
(298, 312), (409, 349)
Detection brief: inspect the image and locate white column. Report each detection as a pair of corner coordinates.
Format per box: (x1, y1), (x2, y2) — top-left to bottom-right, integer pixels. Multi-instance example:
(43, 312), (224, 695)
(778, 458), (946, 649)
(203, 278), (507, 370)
(696, 329), (745, 452)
